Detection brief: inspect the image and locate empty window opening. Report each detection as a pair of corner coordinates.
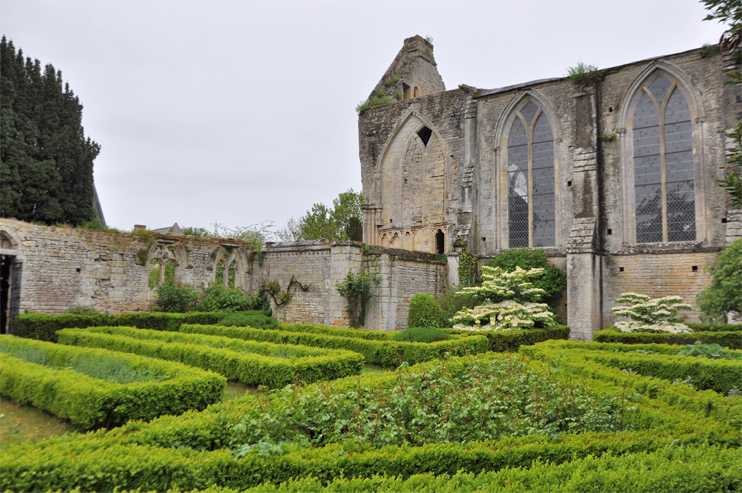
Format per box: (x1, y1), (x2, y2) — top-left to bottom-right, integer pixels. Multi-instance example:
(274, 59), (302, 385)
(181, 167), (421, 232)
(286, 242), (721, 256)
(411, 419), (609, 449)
(435, 229), (445, 254)
(609, 107), (614, 112)
(619, 267), (624, 272)
(607, 229), (613, 235)
(722, 218), (728, 223)
(567, 181), (572, 187)
(413, 86), (421, 98)
(692, 265), (698, 272)
(403, 83), (411, 101)
(417, 126), (432, 146)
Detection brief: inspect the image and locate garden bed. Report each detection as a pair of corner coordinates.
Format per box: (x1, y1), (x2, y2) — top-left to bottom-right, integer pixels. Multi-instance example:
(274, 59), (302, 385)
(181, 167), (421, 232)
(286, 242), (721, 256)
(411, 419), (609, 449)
(57, 326), (364, 387)
(2, 343), (739, 491)
(0, 335), (226, 429)
(180, 323), (489, 368)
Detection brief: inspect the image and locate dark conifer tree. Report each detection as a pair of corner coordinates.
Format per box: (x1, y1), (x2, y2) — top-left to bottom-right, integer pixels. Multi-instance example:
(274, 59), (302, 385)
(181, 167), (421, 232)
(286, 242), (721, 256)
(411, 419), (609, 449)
(0, 36), (100, 225)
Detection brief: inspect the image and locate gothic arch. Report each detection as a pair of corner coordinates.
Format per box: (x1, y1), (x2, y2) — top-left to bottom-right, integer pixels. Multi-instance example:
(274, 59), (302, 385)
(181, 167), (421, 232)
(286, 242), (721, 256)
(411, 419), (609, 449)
(495, 90), (562, 250)
(618, 61), (708, 244)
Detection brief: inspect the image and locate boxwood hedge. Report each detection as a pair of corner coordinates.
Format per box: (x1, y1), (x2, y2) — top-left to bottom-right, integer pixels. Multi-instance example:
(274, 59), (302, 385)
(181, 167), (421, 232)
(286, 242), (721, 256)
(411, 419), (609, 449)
(444, 325), (570, 352)
(57, 327), (364, 387)
(594, 326), (742, 349)
(180, 324), (488, 368)
(0, 335), (225, 429)
(1, 347), (740, 492)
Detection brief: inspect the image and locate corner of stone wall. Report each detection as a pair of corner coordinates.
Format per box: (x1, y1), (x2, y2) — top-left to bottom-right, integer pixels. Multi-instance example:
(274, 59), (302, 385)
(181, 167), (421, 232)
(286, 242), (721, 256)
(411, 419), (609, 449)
(726, 209), (742, 243)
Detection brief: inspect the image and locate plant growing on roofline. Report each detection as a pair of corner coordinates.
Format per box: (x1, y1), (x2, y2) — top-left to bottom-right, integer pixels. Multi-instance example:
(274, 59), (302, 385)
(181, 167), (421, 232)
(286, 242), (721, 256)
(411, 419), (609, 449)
(451, 266), (556, 331)
(610, 293), (692, 333)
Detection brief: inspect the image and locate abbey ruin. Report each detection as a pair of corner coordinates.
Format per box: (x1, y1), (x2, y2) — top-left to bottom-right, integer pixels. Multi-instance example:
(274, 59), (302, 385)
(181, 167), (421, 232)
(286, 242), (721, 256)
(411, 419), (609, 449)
(1, 36), (740, 339)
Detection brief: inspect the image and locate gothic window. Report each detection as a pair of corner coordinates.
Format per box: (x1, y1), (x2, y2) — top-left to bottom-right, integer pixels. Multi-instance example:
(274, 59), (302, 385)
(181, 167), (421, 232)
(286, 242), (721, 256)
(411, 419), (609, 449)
(632, 74), (695, 243)
(507, 101), (556, 248)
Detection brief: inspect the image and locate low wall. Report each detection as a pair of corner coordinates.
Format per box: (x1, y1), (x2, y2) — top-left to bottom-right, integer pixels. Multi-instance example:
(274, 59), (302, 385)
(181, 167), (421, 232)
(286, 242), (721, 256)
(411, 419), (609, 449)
(0, 220), (447, 331)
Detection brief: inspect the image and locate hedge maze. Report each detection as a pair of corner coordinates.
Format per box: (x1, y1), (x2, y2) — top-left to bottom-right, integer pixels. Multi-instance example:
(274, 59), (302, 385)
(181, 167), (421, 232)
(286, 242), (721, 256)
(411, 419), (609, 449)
(1, 313), (740, 492)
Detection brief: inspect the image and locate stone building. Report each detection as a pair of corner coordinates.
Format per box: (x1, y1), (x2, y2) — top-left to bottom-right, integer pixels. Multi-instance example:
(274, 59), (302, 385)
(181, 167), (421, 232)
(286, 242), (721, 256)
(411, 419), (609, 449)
(359, 36), (741, 339)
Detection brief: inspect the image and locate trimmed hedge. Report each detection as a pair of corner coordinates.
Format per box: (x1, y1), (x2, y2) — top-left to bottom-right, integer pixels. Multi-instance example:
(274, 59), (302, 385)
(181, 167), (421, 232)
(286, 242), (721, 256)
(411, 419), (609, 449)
(0, 335), (225, 429)
(57, 327), (364, 387)
(180, 324), (488, 368)
(521, 339), (742, 394)
(2, 343), (740, 492)
(279, 323), (390, 340)
(444, 325), (570, 352)
(685, 322), (742, 332)
(594, 326), (742, 349)
(1, 350), (740, 493)
(9, 312), (227, 342)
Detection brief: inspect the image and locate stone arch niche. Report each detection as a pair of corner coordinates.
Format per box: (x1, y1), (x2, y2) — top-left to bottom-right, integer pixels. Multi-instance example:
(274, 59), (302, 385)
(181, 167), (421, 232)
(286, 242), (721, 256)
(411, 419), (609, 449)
(373, 112), (450, 253)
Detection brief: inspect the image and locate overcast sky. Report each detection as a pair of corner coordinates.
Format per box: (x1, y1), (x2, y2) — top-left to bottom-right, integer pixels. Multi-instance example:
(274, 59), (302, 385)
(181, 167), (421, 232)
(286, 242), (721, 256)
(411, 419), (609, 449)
(1, 0), (726, 235)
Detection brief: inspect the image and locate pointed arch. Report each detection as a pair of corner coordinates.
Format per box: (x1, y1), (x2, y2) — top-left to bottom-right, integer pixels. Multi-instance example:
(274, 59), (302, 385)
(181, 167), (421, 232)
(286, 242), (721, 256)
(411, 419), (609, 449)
(496, 91), (561, 249)
(618, 61), (707, 244)
(370, 109), (451, 253)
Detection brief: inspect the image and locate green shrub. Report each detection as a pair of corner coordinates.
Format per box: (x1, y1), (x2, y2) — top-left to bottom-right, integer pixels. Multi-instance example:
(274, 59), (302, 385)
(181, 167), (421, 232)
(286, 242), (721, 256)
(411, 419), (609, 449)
(280, 323), (389, 340)
(154, 280), (199, 313)
(686, 323), (742, 332)
(697, 238), (742, 322)
(446, 325), (570, 352)
(335, 270), (378, 327)
(0, 335), (225, 429)
(181, 324), (487, 368)
(196, 284), (268, 313)
(390, 326), (451, 343)
(58, 327), (364, 388)
(64, 305), (100, 315)
(485, 248), (566, 305)
(678, 341), (742, 360)
(435, 285), (476, 327)
(594, 326), (742, 349)
(408, 293), (446, 328)
(218, 312), (279, 330)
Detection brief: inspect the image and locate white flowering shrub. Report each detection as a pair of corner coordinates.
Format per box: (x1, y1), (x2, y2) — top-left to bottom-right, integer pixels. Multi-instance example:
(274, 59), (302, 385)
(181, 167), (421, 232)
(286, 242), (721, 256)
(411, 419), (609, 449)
(610, 293), (693, 334)
(452, 266), (556, 331)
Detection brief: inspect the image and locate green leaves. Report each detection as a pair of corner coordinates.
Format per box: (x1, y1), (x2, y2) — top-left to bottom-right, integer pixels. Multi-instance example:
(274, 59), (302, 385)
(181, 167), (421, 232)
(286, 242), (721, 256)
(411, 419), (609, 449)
(695, 238), (742, 323)
(336, 270), (378, 327)
(0, 36), (99, 225)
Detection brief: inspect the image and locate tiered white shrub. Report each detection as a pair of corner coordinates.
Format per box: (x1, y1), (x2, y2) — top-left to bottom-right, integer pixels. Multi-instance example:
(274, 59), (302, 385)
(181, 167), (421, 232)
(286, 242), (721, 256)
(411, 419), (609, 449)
(452, 266), (555, 331)
(610, 293), (692, 333)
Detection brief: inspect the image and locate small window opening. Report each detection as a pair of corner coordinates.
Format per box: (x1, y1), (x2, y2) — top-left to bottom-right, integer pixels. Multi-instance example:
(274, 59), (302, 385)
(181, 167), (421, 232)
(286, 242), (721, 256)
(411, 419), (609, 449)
(607, 229), (612, 235)
(722, 218), (727, 223)
(76, 268), (81, 273)
(403, 83), (411, 101)
(609, 107), (614, 112)
(417, 126), (432, 146)
(619, 267), (624, 272)
(390, 219), (393, 223)
(435, 229), (445, 255)
(567, 181), (572, 187)
(413, 86), (421, 98)
(692, 266), (698, 272)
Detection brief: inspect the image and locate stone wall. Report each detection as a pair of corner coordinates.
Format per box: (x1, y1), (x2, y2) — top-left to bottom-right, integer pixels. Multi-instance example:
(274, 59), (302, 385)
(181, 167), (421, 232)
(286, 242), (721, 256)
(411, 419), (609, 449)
(0, 220), (446, 332)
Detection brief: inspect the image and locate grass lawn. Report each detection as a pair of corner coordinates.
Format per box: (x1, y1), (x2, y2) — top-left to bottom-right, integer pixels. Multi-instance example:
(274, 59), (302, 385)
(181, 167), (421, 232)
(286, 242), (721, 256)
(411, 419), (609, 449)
(0, 396), (81, 447)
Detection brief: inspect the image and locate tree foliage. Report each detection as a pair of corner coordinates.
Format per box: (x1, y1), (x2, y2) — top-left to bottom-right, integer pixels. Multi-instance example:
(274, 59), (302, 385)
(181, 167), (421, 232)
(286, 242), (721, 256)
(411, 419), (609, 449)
(485, 248), (567, 303)
(335, 269), (378, 327)
(0, 37), (100, 225)
(610, 293), (692, 333)
(696, 238), (742, 322)
(285, 189), (363, 242)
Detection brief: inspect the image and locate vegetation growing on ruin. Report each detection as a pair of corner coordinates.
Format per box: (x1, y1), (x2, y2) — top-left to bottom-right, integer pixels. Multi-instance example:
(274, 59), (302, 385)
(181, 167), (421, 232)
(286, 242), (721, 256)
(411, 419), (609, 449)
(565, 62), (606, 86)
(384, 74), (400, 86)
(336, 269), (379, 327)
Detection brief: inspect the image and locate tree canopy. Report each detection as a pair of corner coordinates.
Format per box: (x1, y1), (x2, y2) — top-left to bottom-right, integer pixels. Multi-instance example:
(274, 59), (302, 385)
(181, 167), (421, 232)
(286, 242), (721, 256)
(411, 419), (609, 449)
(282, 189), (363, 242)
(0, 37), (100, 226)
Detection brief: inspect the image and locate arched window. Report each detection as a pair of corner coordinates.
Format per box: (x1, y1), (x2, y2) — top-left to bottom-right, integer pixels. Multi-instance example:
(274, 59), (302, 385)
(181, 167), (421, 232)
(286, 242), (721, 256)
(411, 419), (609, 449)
(507, 100), (555, 248)
(632, 73), (695, 243)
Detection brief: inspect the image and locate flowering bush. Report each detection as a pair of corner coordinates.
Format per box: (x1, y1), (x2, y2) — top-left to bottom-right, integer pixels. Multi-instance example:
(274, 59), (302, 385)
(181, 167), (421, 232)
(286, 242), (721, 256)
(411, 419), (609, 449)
(610, 293), (692, 334)
(452, 266), (555, 331)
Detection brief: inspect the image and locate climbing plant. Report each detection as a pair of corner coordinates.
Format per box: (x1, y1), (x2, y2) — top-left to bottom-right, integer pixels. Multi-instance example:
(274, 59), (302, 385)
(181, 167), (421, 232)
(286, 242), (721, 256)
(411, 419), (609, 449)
(335, 270), (379, 327)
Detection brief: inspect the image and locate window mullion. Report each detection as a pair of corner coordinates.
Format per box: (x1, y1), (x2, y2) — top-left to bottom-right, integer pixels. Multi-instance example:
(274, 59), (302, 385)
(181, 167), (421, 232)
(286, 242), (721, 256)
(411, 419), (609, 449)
(527, 122), (534, 247)
(659, 94), (668, 242)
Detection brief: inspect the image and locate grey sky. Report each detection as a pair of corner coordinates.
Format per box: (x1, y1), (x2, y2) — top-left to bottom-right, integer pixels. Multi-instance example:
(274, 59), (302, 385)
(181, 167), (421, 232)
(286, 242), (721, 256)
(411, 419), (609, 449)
(1, 0), (725, 235)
